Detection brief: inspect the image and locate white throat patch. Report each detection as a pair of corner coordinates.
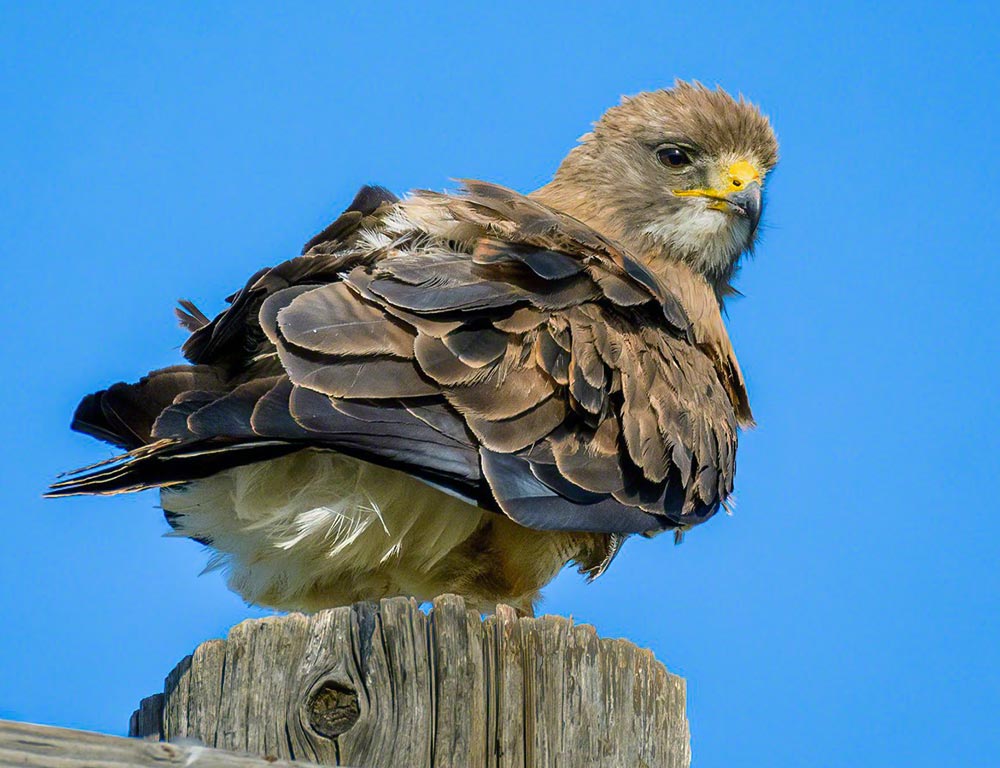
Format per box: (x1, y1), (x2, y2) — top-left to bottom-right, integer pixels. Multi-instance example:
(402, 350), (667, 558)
(643, 204), (750, 276)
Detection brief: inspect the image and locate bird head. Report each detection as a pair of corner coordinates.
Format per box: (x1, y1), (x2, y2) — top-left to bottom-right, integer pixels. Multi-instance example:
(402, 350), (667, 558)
(535, 81), (778, 293)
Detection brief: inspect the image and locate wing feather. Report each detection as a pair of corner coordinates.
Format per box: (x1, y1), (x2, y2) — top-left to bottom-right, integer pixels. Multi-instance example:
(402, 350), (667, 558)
(54, 180), (746, 541)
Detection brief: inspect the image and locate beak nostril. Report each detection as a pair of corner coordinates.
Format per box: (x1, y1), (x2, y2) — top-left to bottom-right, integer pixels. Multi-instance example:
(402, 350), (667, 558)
(732, 179), (742, 187)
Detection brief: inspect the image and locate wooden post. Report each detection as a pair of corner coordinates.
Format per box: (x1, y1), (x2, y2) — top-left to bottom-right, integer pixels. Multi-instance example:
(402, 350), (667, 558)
(130, 594), (690, 768)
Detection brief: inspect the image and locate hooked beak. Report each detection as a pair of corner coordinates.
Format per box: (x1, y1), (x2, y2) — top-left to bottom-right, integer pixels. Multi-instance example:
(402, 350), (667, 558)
(673, 159), (764, 233)
(726, 181), (762, 233)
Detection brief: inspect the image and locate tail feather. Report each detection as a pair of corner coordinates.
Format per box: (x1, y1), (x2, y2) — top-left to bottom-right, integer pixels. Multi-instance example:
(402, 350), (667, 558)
(46, 439), (299, 497)
(51, 363), (283, 496)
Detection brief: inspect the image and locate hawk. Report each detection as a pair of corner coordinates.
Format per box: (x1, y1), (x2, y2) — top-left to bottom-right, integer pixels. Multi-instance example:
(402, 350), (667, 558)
(49, 82), (778, 614)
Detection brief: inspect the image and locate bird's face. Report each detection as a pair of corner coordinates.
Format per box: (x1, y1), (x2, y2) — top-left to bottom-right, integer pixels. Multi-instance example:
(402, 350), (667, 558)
(543, 83), (778, 289)
(640, 141), (768, 280)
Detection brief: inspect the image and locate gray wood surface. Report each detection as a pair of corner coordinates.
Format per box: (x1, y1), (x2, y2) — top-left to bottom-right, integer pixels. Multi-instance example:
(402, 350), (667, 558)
(130, 595), (690, 767)
(0, 718), (330, 768)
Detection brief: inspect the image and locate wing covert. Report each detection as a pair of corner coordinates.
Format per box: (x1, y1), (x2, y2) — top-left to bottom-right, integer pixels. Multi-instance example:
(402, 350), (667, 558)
(251, 181), (742, 532)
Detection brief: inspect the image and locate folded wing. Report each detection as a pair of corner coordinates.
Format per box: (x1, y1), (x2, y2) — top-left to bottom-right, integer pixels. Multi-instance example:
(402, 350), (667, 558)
(51, 182), (743, 535)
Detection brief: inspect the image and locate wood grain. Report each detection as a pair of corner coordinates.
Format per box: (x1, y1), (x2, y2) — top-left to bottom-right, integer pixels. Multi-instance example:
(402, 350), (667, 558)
(129, 596), (690, 767)
(0, 718), (332, 768)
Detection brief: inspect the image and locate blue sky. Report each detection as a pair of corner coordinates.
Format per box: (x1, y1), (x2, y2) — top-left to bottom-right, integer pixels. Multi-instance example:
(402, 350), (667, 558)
(1, 3), (997, 766)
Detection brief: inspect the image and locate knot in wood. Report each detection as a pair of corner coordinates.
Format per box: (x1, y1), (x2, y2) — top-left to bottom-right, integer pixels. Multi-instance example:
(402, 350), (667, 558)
(305, 679), (360, 739)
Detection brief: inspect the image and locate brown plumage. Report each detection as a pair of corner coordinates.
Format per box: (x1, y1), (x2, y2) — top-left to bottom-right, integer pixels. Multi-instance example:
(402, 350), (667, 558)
(48, 82), (778, 613)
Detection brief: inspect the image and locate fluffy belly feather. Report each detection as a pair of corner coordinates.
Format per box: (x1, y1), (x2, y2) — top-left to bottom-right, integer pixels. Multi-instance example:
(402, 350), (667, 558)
(161, 450), (606, 613)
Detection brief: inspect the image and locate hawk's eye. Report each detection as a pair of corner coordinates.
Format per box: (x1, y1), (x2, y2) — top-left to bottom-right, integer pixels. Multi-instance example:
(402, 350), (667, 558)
(657, 147), (691, 167)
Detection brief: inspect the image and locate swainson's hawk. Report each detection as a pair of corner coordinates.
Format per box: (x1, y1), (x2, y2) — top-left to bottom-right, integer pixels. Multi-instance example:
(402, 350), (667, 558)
(49, 82), (778, 614)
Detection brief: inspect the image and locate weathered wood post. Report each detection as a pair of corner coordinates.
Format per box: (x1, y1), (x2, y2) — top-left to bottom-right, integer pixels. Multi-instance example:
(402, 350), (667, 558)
(129, 594), (690, 768)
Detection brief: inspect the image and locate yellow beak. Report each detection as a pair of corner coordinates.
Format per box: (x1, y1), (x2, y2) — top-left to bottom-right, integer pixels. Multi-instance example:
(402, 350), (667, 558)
(672, 160), (763, 226)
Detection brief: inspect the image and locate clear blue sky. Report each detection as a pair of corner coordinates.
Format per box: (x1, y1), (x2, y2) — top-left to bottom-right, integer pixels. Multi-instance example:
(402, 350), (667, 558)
(1, 3), (997, 766)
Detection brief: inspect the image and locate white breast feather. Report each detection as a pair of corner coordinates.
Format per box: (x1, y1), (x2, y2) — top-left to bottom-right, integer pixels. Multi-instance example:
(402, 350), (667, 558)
(161, 450), (486, 610)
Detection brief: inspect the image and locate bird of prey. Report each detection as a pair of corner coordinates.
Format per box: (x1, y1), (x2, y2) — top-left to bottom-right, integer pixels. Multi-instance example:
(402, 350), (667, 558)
(49, 82), (778, 614)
